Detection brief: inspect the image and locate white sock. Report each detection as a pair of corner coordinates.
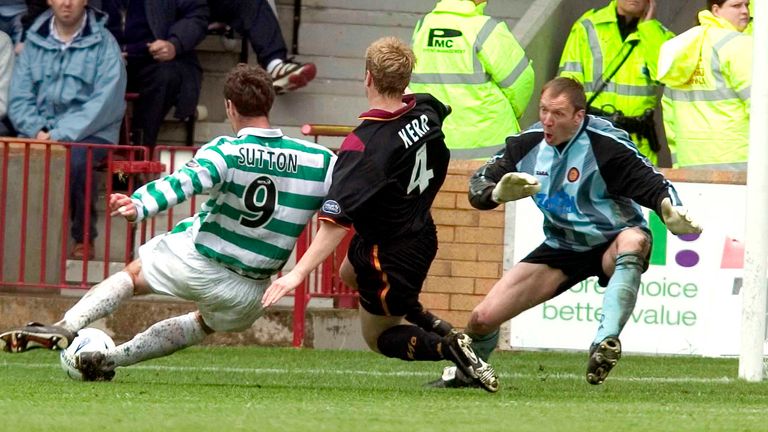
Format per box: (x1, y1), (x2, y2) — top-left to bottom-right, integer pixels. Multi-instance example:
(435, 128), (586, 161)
(105, 312), (208, 368)
(266, 58), (282, 74)
(57, 271), (134, 332)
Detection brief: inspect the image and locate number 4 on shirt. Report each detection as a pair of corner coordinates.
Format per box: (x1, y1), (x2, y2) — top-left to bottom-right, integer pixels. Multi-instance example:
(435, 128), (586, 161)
(407, 145), (434, 195)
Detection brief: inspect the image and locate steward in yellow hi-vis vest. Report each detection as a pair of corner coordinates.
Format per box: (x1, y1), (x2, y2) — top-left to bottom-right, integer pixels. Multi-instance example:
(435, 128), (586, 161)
(410, 0), (534, 160)
(657, 8), (752, 170)
(558, 0), (673, 166)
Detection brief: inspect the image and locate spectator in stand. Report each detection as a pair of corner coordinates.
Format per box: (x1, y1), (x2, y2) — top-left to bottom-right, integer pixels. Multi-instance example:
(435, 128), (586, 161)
(656, 0), (751, 170)
(0, 0), (25, 45)
(207, 0), (316, 94)
(99, 0), (208, 148)
(0, 31), (13, 136)
(8, 0), (126, 259)
(558, 0), (674, 166)
(16, 0), (46, 52)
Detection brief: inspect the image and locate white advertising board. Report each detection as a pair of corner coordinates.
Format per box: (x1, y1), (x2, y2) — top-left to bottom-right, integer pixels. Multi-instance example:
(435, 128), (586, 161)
(509, 182), (766, 356)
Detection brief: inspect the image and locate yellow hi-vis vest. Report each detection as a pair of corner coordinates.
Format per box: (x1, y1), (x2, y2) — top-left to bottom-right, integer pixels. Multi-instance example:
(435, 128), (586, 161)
(558, 0), (673, 165)
(657, 11), (752, 169)
(409, 0), (534, 160)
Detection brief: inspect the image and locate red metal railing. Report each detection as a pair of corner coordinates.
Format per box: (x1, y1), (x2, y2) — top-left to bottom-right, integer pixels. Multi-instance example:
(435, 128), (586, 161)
(0, 138), (153, 289)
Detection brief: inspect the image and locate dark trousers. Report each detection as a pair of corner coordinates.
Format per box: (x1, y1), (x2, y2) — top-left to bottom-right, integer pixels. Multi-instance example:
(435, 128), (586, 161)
(127, 58), (184, 147)
(0, 117), (14, 137)
(208, 0), (287, 67)
(71, 137), (111, 244)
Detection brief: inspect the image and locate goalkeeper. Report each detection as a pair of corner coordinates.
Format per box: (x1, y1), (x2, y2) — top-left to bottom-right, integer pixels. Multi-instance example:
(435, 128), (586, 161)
(431, 77), (701, 388)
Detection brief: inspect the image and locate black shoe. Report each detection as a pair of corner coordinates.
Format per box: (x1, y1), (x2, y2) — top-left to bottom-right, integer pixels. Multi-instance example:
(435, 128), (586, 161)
(76, 351), (116, 382)
(426, 366), (481, 389)
(0, 322), (77, 353)
(444, 332), (499, 393)
(586, 337), (622, 385)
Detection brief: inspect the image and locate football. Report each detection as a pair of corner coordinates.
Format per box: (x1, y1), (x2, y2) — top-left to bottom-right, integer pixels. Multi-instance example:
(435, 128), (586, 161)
(59, 328), (115, 381)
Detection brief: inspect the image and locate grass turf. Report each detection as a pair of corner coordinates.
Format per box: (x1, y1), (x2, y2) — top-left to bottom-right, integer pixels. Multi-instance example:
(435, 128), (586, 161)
(1, 347), (767, 431)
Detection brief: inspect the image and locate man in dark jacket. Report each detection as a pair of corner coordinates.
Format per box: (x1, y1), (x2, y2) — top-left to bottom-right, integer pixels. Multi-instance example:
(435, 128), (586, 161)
(100, 0), (208, 148)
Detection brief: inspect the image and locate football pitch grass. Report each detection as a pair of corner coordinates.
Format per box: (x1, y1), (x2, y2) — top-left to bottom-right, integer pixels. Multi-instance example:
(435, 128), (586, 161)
(2, 347), (767, 431)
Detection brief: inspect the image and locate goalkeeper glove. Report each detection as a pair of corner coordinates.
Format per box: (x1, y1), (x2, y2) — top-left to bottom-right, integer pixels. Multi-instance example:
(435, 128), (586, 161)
(491, 172), (541, 203)
(661, 197), (702, 235)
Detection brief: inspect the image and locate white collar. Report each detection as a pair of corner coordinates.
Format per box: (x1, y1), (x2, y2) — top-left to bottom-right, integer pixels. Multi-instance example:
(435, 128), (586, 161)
(50, 13), (88, 48)
(237, 127), (283, 138)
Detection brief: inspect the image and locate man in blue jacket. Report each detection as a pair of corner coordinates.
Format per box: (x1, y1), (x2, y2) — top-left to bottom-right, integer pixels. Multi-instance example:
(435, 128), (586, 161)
(9, 0), (127, 260)
(99, 0), (208, 148)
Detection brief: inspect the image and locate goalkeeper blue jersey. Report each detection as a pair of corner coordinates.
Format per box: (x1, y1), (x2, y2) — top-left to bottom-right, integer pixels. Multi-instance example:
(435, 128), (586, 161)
(470, 115), (682, 251)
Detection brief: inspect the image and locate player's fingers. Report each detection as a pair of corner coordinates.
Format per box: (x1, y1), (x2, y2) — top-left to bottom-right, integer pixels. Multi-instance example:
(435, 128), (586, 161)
(262, 285), (284, 307)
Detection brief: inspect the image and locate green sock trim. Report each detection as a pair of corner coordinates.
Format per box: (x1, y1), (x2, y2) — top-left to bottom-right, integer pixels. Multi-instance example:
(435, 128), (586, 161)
(468, 329), (499, 361)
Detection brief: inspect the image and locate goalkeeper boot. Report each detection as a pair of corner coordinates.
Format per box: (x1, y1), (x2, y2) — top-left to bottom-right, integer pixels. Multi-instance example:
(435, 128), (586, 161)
(444, 332), (500, 393)
(0, 322), (76, 353)
(586, 336), (622, 385)
(76, 351), (116, 382)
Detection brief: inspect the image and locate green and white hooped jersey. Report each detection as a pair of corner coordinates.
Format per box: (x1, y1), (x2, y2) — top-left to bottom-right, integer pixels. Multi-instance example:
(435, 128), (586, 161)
(130, 127), (337, 280)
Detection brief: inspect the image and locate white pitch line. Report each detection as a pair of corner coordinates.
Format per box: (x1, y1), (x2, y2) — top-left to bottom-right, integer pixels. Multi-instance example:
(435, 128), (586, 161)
(0, 361), (737, 384)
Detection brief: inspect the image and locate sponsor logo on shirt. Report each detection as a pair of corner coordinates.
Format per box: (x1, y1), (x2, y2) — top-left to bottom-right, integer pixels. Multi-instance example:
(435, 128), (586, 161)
(185, 160), (200, 168)
(567, 167), (580, 182)
(535, 170), (549, 176)
(322, 200), (341, 215)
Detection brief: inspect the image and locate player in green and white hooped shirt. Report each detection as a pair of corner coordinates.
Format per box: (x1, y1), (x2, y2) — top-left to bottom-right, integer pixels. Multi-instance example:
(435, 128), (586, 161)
(0, 65), (336, 381)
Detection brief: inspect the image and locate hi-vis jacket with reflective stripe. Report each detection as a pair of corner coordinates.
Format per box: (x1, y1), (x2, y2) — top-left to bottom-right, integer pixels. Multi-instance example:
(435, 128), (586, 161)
(558, 1), (673, 164)
(656, 10), (752, 169)
(410, 0), (534, 160)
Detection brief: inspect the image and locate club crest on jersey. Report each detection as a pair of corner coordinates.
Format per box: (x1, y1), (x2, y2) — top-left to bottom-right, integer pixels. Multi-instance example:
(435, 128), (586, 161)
(322, 200), (341, 215)
(567, 167), (580, 182)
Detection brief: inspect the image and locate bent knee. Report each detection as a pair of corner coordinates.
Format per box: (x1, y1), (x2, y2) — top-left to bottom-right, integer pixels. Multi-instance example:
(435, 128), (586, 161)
(618, 228), (651, 254)
(467, 309), (498, 336)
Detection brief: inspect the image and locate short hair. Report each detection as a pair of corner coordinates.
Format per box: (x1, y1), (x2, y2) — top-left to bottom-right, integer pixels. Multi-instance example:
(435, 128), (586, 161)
(365, 37), (415, 99)
(541, 77), (587, 112)
(223, 63), (275, 117)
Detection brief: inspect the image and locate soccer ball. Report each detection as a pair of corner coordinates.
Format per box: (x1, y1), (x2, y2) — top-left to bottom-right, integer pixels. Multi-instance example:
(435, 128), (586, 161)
(59, 328), (115, 381)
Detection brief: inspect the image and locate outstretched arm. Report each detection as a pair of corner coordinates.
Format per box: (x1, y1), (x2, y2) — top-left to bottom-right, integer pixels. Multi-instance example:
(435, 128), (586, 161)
(261, 220), (349, 307)
(128, 144), (227, 222)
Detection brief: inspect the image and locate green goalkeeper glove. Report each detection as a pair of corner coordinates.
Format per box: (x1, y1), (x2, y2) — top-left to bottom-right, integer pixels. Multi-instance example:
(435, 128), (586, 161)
(661, 197), (703, 235)
(491, 172), (541, 203)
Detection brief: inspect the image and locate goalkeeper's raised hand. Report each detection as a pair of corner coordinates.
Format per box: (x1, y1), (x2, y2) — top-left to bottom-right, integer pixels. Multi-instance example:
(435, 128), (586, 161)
(491, 172), (541, 203)
(661, 197), (702, 235)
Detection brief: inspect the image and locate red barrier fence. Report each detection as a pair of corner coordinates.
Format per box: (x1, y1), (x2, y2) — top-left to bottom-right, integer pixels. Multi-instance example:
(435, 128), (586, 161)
(0, 138), (152, 289)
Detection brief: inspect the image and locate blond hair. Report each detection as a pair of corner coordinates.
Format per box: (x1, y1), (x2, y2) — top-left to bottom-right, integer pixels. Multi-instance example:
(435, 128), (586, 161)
(365, 37), (415, 98)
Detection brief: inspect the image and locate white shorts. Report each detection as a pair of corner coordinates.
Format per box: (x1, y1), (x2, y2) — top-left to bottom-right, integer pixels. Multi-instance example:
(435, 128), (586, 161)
(138, 229), (268, 333)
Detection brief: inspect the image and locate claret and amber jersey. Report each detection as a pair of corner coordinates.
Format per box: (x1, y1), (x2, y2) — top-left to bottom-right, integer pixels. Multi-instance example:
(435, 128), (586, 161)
(319, 93), (451, 244)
